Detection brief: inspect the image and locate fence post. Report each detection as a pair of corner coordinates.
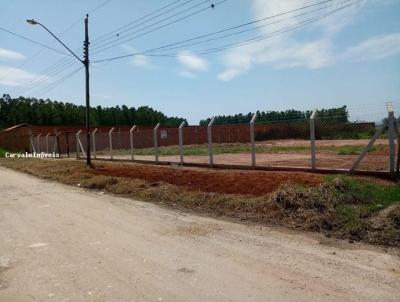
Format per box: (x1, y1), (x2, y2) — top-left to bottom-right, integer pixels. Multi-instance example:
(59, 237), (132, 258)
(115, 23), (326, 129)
(153, 123), (160, 163)
(92, 128), (98, 159)
(208, 117), (215, 166)
(310, 110), (317, 170)
(179, 121), (186, 165)
(45, 133), (50, 153)
(250, 114), (257, 167)
(52, 129), (57, 153)
(29, 129), (36, 153)
(130, 125), (136, 161)
(76, 130), (82, 158)
(36, 133), (41, 153)
(55, 130), (61, 156)
(109, 127), (115, 160)
(387, 103), (395, 174)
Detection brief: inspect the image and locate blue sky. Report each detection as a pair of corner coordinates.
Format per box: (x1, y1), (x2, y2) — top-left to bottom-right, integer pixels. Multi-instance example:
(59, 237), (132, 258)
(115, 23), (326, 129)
(0, 0), (399, 124)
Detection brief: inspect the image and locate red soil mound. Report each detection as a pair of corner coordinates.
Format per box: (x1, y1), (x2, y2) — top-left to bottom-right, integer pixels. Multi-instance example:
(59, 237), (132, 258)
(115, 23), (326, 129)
(90, 163), (322, 196)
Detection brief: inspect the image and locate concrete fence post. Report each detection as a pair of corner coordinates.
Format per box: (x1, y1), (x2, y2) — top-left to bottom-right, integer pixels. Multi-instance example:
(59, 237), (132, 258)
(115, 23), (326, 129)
(179, 121), (186, 165)
(92, 128), (98, 159)
(250, 114), (257, 167)
(29, 129), (36, 153)
(45, 133), (50, 153)
(310, 110), (317, 170)
(76, 130), (82, 158)
(387, 104), (395, 174)
(208, 117), (215, 166)
(130, 125), (137, 161)
(36, 133), (41, 153)
(52, 129), (57, 153)
(109, 127), (115, 160)
(153, 123), (160, 163)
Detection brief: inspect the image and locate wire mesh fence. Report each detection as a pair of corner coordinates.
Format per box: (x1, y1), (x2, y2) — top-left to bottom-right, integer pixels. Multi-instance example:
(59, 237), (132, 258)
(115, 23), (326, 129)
(9, 105), (398, 176)
(254, 118), (311, 168)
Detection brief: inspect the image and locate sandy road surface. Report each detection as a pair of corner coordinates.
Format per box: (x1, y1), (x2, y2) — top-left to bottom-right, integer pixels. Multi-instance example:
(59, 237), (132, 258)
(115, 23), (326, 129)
(0, 167), (399, 302)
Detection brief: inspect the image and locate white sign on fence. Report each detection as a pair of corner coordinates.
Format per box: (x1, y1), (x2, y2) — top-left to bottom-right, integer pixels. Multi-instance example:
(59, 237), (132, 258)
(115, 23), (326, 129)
(160, 130), (167, 139)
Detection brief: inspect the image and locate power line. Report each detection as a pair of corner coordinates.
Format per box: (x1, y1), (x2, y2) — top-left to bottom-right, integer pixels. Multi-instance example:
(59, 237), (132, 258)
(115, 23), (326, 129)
(11, 60), (79, 97)
(151, 0), (350, 54)
(0, 27), (71, 56)
(1, 0), (113, 90)
(95, 0), (349, 62)
(5, 0), (113, 96)
(92, 0), (354, 63)
(9, 57), (77, 95)
(91, 0), (228, 55)
(158, 1), (358, 57)
(90, 0), (186, 45)
(35, 66), (83, 98)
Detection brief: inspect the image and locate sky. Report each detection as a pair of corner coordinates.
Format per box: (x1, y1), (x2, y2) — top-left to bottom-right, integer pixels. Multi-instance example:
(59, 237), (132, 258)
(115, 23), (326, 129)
(0, 0), (399, 125)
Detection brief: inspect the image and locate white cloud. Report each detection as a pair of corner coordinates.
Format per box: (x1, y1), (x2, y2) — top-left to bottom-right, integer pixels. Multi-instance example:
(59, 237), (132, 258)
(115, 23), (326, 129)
(131, 54), (153, 68)
(340, 33), (400, 62)
(217, 0), (368, 81)
(178, 51), (208, 71)
(0, 48), (25, 61)
(0, 66), (44, 87)
(120, 44), (153, 68)
(178, 70), (196, 79)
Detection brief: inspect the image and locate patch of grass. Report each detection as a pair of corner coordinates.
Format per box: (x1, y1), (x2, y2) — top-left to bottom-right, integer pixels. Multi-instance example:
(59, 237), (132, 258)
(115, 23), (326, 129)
(102, 142), (387, 157)
(333, 145), (384, 155)
(0, 148), (8, 157)
(105, 143), (311, 157)
(326, 175), (400, 209)
(323, 176), (400, 241)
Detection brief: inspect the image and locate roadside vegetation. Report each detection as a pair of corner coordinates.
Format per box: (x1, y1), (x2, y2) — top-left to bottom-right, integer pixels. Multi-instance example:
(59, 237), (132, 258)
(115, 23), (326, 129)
(101, 142), (385, 157)
(0, 158), (398, 247)
(0, 148), (7, 157)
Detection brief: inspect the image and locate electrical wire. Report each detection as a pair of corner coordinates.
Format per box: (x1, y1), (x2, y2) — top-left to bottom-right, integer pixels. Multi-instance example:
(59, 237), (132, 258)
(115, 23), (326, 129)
(173, 1), (358, 57)
(2, 0), (113, 94)
(93, 0), (349, 62)
(0, 27), (71, 56)
(36, 66), (83, 98)
(91, 0), (228, 55)
(90, 0), (204, 50)
(90, 0), (186, 44)
(11, 61), (80, 97)
(92, 0), (356, 63)
(3, 0), (112, 93)
(10, 0), (221, 97)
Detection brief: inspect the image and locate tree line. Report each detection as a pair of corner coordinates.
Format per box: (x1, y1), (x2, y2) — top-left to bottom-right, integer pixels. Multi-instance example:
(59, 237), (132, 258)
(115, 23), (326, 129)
(0, 94), (350, 129)
(199, 106), (349, 125)
(0, 95), (186, 129)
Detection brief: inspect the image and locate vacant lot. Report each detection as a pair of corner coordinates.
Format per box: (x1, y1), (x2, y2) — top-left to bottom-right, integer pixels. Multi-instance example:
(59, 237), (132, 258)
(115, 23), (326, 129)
(94, 139), (390, 171)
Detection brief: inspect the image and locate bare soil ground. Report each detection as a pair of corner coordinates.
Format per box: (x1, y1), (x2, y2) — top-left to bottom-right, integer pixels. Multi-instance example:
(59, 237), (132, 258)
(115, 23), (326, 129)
(90, 162), (322, 196)
(91, 139), (391, 171)
(97, 152), (389, 171)
(0, 167), (399, 302)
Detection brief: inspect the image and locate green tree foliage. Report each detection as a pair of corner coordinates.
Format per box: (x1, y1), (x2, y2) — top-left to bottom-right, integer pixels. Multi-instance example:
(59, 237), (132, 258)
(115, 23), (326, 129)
(0, 94), (186, 128)
(199, 106), (349, 125)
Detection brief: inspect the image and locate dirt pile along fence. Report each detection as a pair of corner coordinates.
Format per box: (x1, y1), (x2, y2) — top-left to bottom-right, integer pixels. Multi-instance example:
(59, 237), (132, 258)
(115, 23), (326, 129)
(0, 109), (399, 176)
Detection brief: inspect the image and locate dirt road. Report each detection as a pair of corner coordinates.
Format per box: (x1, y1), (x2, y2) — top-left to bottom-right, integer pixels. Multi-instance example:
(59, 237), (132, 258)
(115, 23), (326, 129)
(0, 167), (399, 302)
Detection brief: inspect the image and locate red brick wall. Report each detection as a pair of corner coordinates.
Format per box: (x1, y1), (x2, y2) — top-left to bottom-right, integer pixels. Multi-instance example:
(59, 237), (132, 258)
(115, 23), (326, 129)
(0, 122), (376, 153)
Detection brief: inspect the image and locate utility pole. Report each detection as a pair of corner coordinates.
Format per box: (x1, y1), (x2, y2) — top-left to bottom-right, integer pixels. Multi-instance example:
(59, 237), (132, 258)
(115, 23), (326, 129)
(27, 15), (92, 167)
(84, 14), (91, 166)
